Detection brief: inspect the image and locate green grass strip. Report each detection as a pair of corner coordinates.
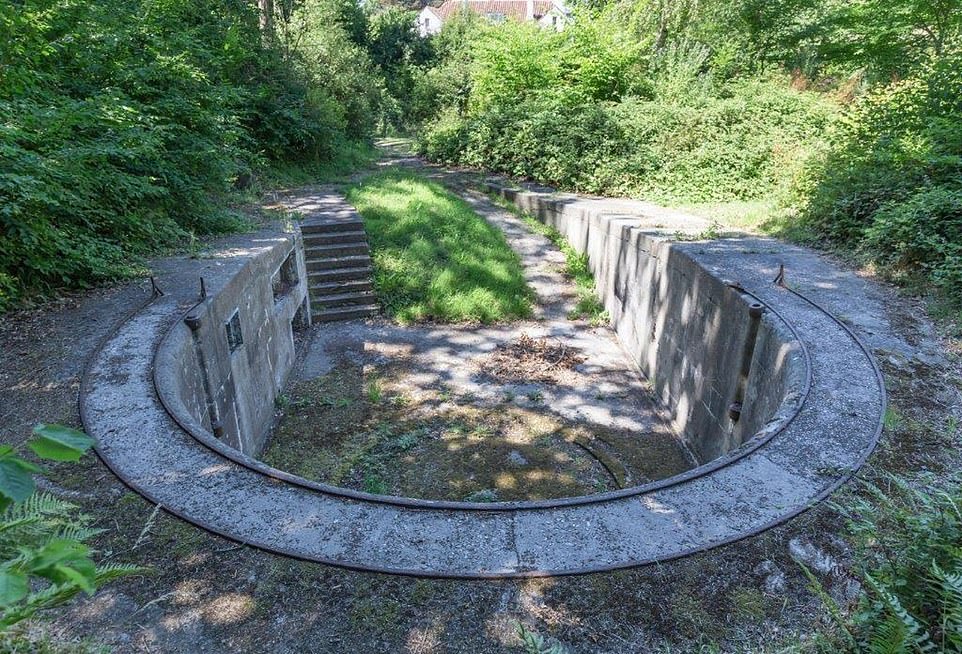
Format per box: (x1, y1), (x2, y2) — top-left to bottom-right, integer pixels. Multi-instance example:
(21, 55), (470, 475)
(488, 196), (608, 325)
(346, 171), (534, 324)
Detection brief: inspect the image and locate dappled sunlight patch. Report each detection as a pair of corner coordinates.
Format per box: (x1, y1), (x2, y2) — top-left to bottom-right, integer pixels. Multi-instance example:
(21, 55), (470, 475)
(202, 593), (256, 625)
(179, 551), (211, 568)
(172, 579), (206, 606)
(494, 473), (518, 490)
(484, 610), (524, 649)
(262, 320), (694, 501)
(519, 578), (580, 631)
(405, 620), (444, 654)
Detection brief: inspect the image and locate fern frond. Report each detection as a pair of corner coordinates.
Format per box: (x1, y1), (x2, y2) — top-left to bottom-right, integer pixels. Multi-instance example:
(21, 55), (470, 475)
(866, 613), (911, 654)
(7, 492), (77, 520)
(0, 581), (84, 630)
(931, 562), (962, 651)
(0, 515), (42, 535)
(864, 573), (936, 653)
(58, 525), (104, 542)
(94, 563), (148, 583)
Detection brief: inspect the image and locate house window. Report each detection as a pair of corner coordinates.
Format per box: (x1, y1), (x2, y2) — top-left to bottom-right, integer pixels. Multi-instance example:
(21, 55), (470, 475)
(552, 16), (557, 26)
(485, 12), (506, 23)
(225, 310), (243, 353)
(424, 17), (430, 28)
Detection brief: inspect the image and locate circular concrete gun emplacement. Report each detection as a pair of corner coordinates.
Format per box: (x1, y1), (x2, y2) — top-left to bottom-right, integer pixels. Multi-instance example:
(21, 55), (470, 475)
(80, 182), (884, 578)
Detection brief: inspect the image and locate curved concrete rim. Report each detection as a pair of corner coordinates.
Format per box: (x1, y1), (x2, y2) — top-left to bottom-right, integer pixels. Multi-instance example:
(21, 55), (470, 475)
(152, 287), (814, 512)
(80, 256), (886, 578)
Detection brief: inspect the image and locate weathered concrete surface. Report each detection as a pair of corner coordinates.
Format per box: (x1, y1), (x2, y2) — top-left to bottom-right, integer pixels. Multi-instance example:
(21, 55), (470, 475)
(484, 183), (807, 462)
(81, 181), (883, 577)
(154, 232), (309, 455)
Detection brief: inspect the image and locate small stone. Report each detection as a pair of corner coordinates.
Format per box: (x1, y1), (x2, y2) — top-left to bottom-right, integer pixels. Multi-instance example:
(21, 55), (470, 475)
(508, 450), (528, 466)
(788, 537), (837, 575)
(753, 560), (786, 594)
(753, 560), (776, 576)
(764, 571), (787, 594)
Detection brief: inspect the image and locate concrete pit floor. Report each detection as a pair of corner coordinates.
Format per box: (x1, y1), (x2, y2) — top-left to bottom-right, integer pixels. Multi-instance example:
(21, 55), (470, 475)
(263, 163), (697, 502)
(263, 319), (694, 502)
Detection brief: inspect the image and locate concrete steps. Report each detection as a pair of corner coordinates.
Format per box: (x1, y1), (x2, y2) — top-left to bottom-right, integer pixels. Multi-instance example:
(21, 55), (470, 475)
(300, 213), (378, 322)
(306, 254), (372, 272)
(301, 219), (364, 234)
(312, 289), (378, 309)
(303, 230), (368, 245)
(312, 304), (381, 322)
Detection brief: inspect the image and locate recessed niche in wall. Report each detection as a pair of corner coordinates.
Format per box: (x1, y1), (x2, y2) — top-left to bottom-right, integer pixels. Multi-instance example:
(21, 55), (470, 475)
(225, 310), (243, 352)
(272, 249), (299, 302)
(292, 296), (310, 330)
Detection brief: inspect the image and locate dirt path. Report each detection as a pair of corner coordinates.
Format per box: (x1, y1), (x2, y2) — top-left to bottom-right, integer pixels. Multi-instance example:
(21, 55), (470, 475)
(1, 146), (959, 653)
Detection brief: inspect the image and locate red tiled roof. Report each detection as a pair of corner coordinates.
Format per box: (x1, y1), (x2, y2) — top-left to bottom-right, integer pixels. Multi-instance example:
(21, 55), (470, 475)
(434, 0), (555, 21)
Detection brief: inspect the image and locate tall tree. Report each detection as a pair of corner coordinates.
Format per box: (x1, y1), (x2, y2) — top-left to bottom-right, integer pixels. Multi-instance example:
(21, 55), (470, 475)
(259, 0), (274, 38)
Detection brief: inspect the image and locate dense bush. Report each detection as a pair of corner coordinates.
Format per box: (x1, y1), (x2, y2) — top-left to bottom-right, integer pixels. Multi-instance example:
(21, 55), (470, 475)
(418, 5), (960, 305)
(621, 0), (961, 83)
(365, 6), (435, 128)
(795, 50), (962, 299)
(418, 20), (833, 204)
(0, 0), (383, 311)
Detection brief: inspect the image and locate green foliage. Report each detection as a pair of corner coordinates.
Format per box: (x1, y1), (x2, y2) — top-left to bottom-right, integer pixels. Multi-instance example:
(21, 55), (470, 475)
(281, 0), (387, 141)
(365, 6), (435, 128)
(826, 475), (962, 652)
(420, 75), (833, 203)
(346, 171), (533, 324)
(620, 0), (961, 83)
(517, 623), (570, 654)
(468, 20), (644, 112)
(26, 425), (95, 464)
(0, 425), (141, 631)
(794, 50), (962, 304)
(417, 5), (958, 308)
(0, 0), (381, 311)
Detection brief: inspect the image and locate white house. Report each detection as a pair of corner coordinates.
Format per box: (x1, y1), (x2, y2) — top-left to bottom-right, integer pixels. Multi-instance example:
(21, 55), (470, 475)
(417, 0), (570, 37)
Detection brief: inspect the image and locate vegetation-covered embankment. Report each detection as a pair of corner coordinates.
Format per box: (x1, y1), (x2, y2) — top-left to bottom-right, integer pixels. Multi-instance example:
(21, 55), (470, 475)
(415, 1), (962, 308)
(0, 0), (395, 310)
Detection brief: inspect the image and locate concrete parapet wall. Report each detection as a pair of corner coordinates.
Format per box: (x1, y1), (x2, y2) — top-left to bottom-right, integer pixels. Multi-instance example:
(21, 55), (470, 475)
(488, 183), (806, 463)
(156, 232), (309, 456)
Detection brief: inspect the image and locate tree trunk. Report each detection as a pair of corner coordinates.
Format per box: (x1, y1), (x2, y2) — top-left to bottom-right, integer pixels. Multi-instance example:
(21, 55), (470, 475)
(258, 0), (274, 39)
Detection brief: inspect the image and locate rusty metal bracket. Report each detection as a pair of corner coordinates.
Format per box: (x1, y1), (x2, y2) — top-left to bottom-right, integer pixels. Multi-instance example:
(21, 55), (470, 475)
(150, 276), (165, 298)
(773, 264), (786, 287)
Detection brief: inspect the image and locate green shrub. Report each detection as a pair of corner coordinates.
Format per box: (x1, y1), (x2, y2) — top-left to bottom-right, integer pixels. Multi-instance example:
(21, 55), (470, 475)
(418, 79), (832, 203)
(795, 50), (962, 302)
(0, 425), (141, 632)
(0, 0), (384, 310)
(820, 475), (962, 652)
(417, 107), (473, 164)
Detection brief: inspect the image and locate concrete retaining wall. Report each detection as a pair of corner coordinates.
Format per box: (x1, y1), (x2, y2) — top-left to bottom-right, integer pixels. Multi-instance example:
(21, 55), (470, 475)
(156, 233), (310, 456)
(490, 185), (806, 463)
